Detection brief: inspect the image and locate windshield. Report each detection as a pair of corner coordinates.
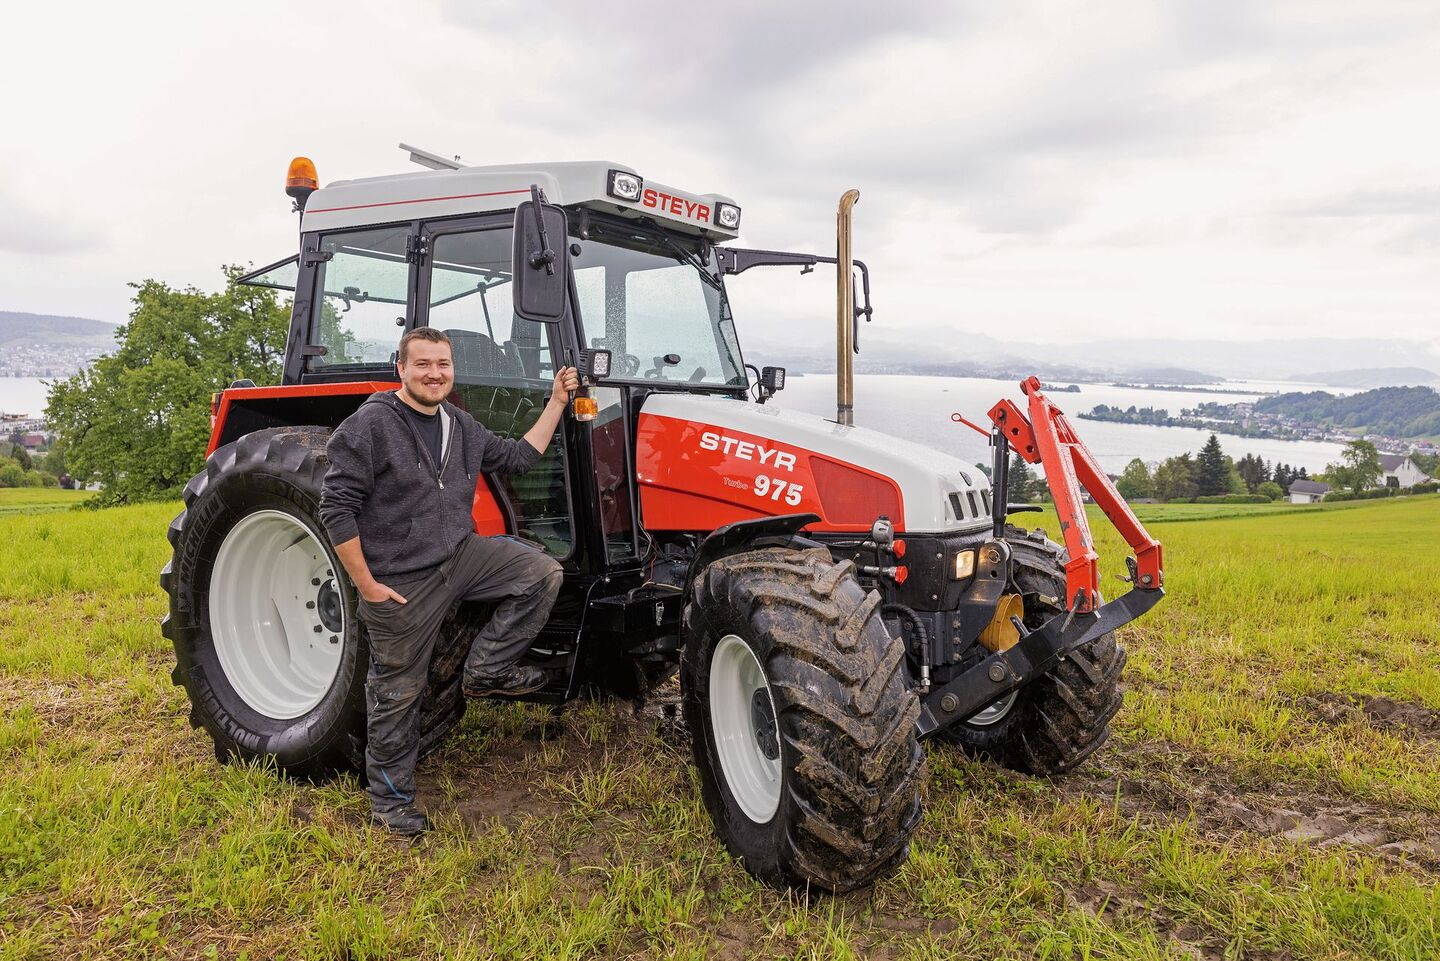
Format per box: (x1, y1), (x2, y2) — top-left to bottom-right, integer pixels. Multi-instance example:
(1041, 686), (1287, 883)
(570, 218), (744, 387)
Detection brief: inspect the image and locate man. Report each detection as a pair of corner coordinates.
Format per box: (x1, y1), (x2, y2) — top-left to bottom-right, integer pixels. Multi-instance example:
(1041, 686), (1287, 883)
(319, 327), (579, 836)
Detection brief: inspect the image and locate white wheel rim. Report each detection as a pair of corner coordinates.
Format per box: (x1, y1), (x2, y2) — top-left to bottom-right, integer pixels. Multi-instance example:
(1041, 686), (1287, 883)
(967, 689), (1019, 727)
(710, 633), (782, 823)
(209, 509), (345, 720)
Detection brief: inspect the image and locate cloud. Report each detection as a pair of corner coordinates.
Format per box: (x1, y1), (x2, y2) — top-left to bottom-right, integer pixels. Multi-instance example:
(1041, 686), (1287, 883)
(0, 192), (99, 256)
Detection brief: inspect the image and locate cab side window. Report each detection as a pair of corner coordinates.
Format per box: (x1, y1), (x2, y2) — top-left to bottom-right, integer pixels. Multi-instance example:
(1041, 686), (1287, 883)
(310, 226), (411, 368)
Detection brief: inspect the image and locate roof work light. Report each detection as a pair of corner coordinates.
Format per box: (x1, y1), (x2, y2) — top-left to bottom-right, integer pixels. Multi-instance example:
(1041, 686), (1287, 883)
(286, 157), (319, 207)
(606, 169), (643, 202)
(714, 203), (742, 229)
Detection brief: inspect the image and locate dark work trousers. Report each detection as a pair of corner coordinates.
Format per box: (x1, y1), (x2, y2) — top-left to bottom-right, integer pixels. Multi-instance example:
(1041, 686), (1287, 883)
(357, 533), (563, 813)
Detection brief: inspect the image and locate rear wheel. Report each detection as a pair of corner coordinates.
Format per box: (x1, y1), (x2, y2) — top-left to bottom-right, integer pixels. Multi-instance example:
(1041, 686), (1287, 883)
(938, 530), (1126, 775)
(161, 427), (476, 778)
(683, 545), (923, 892)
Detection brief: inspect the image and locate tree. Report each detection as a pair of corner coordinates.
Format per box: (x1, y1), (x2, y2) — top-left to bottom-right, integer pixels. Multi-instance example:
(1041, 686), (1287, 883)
(46, 268), (289, 505)
(1325, 439), (1383, 496)
(1235, 453), (1270, 493)
(1007, 453), (1037, 502)
(1257, 481), (1284, 501)
(1195, 434), (1230, 496)
(10, 445), (31, 472)
(1116, 458), (1154, 500)
(1154, 454), (1198, 502)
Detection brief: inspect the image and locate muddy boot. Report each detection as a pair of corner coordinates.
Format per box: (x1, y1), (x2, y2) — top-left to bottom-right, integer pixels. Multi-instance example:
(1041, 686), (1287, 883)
(371, 804), (432, 837)
(462, 664), (548, 698)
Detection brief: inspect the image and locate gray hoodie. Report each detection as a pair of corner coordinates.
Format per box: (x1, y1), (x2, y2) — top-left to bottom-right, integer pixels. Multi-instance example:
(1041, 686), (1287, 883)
(319, 390), (542, 577)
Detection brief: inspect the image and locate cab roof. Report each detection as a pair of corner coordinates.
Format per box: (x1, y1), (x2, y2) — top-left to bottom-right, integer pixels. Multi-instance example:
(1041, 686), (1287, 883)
(300, 160), (740, 239)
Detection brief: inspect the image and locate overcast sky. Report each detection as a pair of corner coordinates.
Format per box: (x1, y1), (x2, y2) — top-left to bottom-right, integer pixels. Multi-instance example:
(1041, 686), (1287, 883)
(3, 1), (1438, 359)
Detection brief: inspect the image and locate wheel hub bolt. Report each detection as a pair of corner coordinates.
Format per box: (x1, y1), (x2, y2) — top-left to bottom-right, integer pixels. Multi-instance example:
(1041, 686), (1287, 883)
(988, 663), (1006, 682)
(313, 625), (322, 633)
(306, 600), (316, 609)
(311, 577), (321, 586)
(329, 635), (339, 645)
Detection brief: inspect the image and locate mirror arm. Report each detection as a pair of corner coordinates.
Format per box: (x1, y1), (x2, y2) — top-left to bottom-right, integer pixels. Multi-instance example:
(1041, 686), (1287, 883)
(528, 184), (557, 275)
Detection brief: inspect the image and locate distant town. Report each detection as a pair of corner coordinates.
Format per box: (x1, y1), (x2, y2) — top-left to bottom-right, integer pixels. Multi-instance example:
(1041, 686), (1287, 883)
(0, 341), (108, 378)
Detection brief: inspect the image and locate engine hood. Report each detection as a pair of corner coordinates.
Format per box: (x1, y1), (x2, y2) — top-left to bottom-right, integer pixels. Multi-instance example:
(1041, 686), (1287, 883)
(634, 393), (992, 534)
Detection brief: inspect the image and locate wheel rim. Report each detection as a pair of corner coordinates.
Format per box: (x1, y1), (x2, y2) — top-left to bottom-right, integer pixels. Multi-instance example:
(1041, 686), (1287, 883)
(710, 634), (782, 823)
(966, 689), (1019, 727)
(209, 509), (345, 720)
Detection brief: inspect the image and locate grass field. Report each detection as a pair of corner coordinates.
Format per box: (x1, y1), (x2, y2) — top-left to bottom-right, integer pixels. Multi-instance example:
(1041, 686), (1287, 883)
(0, 487), (93, 515)
(2, 494), (1438, 959)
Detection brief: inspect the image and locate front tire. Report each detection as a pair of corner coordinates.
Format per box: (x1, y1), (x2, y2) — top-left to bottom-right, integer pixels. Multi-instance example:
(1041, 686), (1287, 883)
(938, 529), (1126, 775)
(161, 427), (475, 778)
(683, 546), (923, 892)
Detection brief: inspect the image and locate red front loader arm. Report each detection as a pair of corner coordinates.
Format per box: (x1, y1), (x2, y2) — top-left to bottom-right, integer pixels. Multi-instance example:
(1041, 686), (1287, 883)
(987, 377), (1164, 613)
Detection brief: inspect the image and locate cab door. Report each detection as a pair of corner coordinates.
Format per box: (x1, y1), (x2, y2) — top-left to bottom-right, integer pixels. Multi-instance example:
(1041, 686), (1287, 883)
(417, 217), (577, 561)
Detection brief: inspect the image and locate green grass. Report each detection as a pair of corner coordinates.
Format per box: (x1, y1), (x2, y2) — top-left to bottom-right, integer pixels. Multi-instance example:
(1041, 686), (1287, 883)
(2, 495), (1438, 958)
(0, 487), (94, 515)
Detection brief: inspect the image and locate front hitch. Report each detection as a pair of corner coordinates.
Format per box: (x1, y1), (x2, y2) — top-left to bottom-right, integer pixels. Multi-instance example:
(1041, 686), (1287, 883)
(916, 584), (1162, 736)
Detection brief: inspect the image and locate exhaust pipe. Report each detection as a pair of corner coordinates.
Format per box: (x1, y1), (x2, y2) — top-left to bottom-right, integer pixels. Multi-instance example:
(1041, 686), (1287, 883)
(836, 189), (860, 426)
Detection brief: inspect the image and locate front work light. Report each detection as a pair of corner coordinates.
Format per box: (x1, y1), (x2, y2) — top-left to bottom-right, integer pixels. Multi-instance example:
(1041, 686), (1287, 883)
(579, 348), (612, 381)
(714, 203), (742, 229)
(607, 169), (643, 202)
(953, 548), (976, 581)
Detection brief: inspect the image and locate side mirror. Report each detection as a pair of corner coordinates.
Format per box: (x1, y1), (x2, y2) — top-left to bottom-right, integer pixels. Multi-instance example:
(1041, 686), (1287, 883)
(512, 194), (570, 324)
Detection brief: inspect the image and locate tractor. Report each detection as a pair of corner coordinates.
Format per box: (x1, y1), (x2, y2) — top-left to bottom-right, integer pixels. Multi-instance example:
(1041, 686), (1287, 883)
(161, 144), (1164, 892)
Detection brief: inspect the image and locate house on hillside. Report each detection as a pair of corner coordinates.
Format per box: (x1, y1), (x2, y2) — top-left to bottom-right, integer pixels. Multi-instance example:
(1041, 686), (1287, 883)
(1379, 453), (1432, 488)
(1289, 479), (1331, 504)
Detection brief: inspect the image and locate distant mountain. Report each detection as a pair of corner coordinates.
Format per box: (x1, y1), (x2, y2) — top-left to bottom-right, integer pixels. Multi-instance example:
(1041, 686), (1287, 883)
(0, 311), (116, 348)
(1254, 386), (1440, 440)
(1288, 367), (1439, 388)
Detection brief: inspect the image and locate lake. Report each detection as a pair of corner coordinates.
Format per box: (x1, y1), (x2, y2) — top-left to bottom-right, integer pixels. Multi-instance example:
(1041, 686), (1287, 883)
(770, 374), (1349, 474)
(2, 373), (1350, 473)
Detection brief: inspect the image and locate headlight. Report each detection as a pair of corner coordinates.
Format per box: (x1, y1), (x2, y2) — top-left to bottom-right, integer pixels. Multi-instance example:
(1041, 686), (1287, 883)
(953, 549), (976, 580)
(715, 203), (742, 229)
(607, 169), (643, 202)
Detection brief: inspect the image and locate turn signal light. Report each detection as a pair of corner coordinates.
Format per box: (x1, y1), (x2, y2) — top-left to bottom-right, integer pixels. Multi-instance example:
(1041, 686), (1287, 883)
(286, 157), (319, 199)
(893, 539), (906, 558)
(573, 395), (598, 422)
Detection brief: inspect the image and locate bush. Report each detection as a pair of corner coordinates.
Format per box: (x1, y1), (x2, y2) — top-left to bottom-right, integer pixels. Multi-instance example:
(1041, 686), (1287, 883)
(1257, 481), (1284, 501)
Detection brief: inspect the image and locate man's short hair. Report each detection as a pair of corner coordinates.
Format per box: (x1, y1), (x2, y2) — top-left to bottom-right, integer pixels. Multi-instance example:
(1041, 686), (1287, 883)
(398, 327), (452, 364)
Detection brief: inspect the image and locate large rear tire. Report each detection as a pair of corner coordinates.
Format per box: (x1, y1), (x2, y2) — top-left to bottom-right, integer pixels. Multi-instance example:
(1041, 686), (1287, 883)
(161, 427), (476, 779)
(683, 545), (923, 892)
(938, 529), (1126, 775)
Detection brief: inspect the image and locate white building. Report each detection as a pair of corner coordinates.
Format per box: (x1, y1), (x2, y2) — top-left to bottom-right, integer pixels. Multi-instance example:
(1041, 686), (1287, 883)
(1289, 479), (1331, 504)
(1378, 454), (1433, 489)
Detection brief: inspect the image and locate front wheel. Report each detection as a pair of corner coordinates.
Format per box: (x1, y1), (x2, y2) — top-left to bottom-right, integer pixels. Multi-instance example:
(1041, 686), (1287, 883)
(937, 530), (1126, 775)
(683, 546), (923, 893)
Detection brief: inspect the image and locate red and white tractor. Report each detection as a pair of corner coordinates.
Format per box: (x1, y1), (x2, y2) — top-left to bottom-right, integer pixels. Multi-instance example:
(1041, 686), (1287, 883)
(162, 145), (1164, 892)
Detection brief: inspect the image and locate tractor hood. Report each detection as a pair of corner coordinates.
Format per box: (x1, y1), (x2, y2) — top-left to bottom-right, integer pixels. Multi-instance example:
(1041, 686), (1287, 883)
(633, 394), (992, 534)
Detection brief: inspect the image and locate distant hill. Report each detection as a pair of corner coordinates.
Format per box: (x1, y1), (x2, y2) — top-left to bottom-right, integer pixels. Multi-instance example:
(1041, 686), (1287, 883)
(1288, 367), (1439, 389)
(0, 311), (116, 348)
(1254, 386), (1440, 440)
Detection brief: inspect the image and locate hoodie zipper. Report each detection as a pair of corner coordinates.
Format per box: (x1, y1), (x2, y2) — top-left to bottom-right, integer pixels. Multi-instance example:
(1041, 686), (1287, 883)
(384, 396), (453, 490)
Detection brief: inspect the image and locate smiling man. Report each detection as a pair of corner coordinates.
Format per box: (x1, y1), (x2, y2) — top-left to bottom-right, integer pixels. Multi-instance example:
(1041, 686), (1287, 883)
(319, 327), (579, 836)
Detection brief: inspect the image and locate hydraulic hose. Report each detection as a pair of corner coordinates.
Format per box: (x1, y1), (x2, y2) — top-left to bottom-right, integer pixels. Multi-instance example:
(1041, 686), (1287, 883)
(883, 602), (930, 693)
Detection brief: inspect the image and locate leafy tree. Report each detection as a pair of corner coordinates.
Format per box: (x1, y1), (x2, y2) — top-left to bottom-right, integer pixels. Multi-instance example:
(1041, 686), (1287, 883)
(1257, 480), (1284, 501)
(1195, 434), (1230, 496)
(1116, 458), (1154, 500)
(1325, 439), (1383, 496)
(46, 268), (289, 505)
(10, 445), (31, 472)
(1154, 454), (1198, 502)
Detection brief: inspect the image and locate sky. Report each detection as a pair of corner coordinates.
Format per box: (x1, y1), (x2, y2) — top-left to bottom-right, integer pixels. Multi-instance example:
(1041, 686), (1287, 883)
(3, 0), (1439, 362)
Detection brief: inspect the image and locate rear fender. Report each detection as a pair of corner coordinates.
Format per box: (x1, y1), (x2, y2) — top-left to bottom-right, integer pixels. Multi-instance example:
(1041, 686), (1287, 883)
(207, 381), (510, 537)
